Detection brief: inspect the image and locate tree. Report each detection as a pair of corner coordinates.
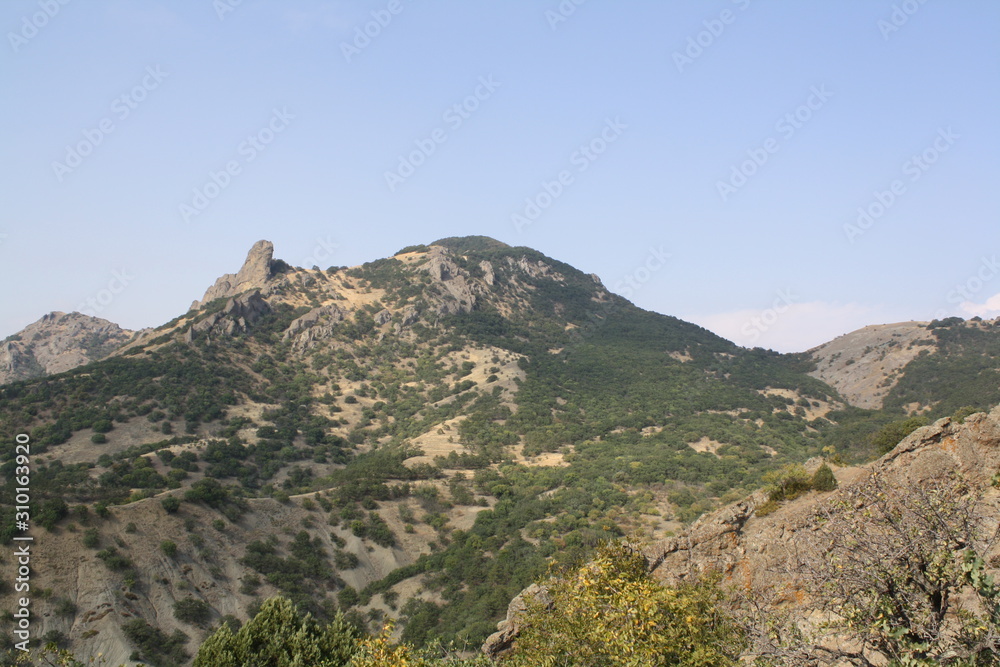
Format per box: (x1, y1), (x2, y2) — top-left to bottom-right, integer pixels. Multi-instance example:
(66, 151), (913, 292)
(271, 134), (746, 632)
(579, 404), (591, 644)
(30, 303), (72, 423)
(193, 596), (358, 667)
(505, 541), (743, 666)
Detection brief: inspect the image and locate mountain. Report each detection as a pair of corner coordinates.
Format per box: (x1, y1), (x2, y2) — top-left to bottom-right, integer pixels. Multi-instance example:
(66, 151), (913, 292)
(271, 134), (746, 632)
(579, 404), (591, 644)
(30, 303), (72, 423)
(804, 316), (1000, 414)
(0, 311), (134, 385)
(1, 237), (999, 664)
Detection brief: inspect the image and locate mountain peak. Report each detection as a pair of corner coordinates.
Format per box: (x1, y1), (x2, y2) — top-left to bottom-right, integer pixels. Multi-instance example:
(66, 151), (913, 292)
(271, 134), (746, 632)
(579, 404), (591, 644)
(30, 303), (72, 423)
(429, 236), (510, 254)
(0, 311), (133, 384)
(191, 239), (278, 309)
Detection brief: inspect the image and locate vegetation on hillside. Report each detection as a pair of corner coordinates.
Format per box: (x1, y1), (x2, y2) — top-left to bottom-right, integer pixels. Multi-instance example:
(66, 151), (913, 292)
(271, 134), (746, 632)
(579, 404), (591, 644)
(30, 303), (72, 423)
(1, 238), (998, 659)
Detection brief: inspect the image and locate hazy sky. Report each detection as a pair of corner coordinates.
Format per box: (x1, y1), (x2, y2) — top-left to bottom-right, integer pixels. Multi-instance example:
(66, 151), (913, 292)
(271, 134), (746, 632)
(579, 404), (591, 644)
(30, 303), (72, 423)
(2, 1), (998, 352)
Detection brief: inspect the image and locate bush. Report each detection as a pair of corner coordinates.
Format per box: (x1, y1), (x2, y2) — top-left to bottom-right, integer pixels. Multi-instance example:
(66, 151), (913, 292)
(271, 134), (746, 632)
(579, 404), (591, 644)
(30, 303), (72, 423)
(174, 598), (212, 626)
(507, 541), (743, 665)
(161, 496), (181, 513)
(122, 618), (188, 667)
(871, 416), (929, 455)
(161, 540), (178, 558)
(82, 528), (100, 549)
(91, 433), (107, 444)
(810, 463), (837, 492)
(92, 419), (114, 433)
(763, 463), (812, 503)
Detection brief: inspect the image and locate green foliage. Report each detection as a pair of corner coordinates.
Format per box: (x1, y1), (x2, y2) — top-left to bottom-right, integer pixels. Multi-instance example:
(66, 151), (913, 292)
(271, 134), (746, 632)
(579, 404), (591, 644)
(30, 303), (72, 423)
(952, 405), (981, 423)
(173, 598), (211, 626)
(397, 244), (430, 255)
(762, 464), (812, 503)
(96, 546), (133, 572)
(871, 416), (929, 455)
(122, 618), (189, 667)
(884, 324), (1000, 417)
(82, 529), (100, 550)
(161, 540), (178, 558)
(810, 463), (837, 492)
(506, 541), (743, 666)
(161, 495), (181, 513)
(193, 596), (358, 667)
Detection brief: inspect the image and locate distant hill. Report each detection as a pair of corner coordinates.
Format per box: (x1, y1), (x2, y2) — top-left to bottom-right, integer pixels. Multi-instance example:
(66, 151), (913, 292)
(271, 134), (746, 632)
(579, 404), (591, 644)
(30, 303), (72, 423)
(0, 311), (134, 385)
(804, 317), (1000, 414)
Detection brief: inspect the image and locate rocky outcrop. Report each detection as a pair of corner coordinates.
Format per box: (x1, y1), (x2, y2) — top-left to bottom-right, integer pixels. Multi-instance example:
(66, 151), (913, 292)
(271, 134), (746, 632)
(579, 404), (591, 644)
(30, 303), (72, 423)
(422, 246), (479, 316)
(281, 304), (348, 347)
(191, 240), (280, 310)
(481, 583), (553, 660)
(184, 291), (272, 342)
(0, 312), (134, 384)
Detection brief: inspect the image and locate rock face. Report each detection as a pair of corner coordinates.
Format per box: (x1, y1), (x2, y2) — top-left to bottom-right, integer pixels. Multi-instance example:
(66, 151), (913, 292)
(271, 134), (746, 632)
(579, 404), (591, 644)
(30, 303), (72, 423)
(281, 304), (348, 347)
(421, 245), (479, 316)
(481, 583), (553, 660)
(184, 291), (272, 342)
(0, 312), (134, 385)
(191, 240), (279, 310)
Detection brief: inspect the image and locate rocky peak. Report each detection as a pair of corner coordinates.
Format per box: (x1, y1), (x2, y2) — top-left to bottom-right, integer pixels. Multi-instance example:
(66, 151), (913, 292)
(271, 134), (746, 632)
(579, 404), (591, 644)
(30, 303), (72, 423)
(0, 312), (134, 385)
(191, 240), (280, 310)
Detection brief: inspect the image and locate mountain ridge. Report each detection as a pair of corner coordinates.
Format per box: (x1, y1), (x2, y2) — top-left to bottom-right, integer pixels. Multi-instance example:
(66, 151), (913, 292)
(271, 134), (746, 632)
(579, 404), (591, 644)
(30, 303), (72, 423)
(2, 237), (999, 663)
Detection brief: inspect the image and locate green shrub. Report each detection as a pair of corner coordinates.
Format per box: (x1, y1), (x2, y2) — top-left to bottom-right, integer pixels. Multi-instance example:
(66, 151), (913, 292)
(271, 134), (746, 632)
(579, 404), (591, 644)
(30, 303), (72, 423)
(82, 528), (100, 549)
(871, 416), (929, 454)
(194, 597), (358, 667)
(161, 496), (181, 513)
(811, 463), (838, 492)
(763, 463), (812, 503)
(174, 598), (212, 626)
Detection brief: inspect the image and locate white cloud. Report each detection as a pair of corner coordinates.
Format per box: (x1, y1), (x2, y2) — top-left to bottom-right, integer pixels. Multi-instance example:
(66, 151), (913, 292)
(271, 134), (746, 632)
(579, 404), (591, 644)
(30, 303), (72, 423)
(685, 301), (884, 353)
(959, 292), (1000, 318)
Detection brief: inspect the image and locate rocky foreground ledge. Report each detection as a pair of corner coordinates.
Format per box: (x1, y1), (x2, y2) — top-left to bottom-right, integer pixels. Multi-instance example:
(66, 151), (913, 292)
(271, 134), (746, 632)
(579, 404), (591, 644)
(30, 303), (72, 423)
(484, 406), (1000, 663)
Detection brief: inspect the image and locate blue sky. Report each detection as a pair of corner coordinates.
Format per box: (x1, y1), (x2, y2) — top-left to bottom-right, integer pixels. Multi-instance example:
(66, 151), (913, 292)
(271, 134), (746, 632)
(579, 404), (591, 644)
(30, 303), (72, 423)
(2, 1), (998, 352)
